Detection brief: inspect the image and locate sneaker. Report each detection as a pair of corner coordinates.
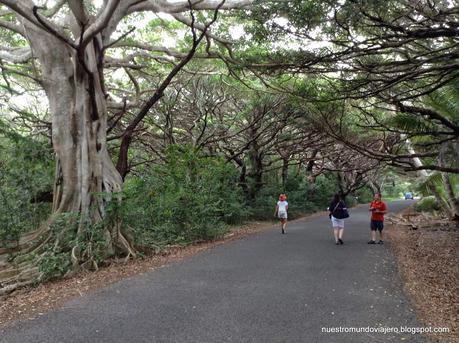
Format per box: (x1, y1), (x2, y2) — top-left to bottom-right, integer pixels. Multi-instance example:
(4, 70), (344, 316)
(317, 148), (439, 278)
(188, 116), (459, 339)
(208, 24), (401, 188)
(378, 240), (384, 244)
(338, 239), (344, 245)
(335, 242), (339, 245)
(281, 228), (285, 234)
(367, 240), (376, 244)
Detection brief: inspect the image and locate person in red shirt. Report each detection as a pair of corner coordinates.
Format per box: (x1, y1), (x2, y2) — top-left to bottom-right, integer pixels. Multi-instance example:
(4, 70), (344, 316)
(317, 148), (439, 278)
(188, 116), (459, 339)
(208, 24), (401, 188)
(368, 193), (388, 244)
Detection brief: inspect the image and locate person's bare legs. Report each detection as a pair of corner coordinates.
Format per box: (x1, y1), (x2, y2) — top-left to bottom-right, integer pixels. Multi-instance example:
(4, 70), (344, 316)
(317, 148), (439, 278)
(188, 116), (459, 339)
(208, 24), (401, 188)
(338, 227), (344, 244)
(280, 218), (287, 233)
(333, 227), (339, 243)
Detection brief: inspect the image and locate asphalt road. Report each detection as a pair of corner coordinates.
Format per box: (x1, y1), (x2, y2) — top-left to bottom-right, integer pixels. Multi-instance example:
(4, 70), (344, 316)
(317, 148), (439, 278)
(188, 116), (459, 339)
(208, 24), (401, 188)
(1, 200), (425, 343)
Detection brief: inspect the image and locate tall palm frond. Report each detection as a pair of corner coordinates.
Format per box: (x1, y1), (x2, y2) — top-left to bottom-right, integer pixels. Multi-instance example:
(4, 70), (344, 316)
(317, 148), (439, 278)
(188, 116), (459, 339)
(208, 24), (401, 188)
(426, 77), (459, 122)
(387, 113), (434, 133)
(417, 172), (444, 197)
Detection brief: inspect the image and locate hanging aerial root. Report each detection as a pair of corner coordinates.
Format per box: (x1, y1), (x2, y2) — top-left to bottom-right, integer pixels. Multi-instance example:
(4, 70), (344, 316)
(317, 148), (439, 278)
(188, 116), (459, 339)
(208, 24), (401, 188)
(117, 229), (137, 262)
(71, 245), (80, 269)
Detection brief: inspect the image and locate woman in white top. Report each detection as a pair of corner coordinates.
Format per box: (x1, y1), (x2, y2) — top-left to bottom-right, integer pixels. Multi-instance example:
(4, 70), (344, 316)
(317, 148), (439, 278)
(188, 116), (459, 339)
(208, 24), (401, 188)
(274, 194), (288, 234)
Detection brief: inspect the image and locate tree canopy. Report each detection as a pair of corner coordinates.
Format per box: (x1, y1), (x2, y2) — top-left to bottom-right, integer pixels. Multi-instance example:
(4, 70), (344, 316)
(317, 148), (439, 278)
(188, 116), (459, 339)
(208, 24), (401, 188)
(0, 0), (458, 294)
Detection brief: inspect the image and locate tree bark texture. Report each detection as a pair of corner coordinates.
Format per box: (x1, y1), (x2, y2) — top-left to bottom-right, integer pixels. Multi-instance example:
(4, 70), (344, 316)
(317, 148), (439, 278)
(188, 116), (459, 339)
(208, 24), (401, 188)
(281, 157), (289, 188)
(0, 20), (132, 295)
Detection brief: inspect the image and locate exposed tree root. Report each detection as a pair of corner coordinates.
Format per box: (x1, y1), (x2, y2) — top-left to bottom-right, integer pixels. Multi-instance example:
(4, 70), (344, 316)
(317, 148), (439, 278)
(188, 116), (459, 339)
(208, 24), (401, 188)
(117, 229), (137, 260)
(0, 259), (40, 296)
(1, 217), (138, 296)
(0, 222), (53, 296)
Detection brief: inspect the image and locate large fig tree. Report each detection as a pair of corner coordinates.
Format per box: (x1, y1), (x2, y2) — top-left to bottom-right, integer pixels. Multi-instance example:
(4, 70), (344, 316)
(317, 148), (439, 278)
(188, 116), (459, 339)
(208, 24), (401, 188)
(0, 0), (253, 294)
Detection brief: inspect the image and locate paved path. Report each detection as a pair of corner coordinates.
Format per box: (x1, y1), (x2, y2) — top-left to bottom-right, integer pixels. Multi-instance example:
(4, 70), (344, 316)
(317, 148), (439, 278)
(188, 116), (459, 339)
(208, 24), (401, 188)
(1, 200), (425, 343)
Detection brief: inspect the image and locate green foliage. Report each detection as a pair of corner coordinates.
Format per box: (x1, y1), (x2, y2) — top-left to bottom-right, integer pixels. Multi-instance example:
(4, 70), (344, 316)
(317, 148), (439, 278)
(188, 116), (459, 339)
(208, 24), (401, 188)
(77, 219), (110, 265)
(386, 114), (434, 134)
(427, 78), (459, 122)
(382, 172), (416, 200)
(242, 0), (331, 42)
(38, 210), (116, 280)
(353, 186), (374, 204)
(417, 173), (444, 198)
(0, 134), (54, 246)
(415, 196), (441, 213)
(114, 145), (247, 248)
(37, 213), (78, 281)
(416, 172), (459, 215)
(38, 250), (72, 282)
(249, 172), (337, 220)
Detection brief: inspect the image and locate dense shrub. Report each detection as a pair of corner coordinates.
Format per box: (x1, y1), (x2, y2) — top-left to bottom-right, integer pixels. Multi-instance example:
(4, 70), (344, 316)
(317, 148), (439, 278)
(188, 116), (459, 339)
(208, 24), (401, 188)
(415, 196), (441, 213)
(353, 186), (374, 205)
(0, 136), (53, 246)
(115, 146), (248, 248)
(249, 172), (337, 220)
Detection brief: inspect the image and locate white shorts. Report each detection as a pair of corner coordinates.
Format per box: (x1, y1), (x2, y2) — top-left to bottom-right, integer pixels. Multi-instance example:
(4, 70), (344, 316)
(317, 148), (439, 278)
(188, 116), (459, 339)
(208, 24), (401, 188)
(331, 216), (344, 228)
(278, 211), (287, 219)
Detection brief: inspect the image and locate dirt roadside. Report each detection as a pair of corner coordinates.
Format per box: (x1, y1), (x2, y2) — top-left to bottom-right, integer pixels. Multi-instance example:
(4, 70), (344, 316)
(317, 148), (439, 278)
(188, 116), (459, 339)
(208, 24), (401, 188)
(386, 208), (458, 343)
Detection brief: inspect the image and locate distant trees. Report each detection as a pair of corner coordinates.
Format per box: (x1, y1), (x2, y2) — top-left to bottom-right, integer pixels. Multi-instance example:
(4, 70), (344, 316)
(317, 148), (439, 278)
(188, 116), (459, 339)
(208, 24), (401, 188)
(234, 0), (459, 216)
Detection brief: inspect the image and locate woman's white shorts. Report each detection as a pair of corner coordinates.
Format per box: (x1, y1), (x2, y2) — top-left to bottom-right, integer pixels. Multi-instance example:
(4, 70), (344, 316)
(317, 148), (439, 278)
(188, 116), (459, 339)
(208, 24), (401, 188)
(278, 211), (287, 219)
(331, 216), (344, 228)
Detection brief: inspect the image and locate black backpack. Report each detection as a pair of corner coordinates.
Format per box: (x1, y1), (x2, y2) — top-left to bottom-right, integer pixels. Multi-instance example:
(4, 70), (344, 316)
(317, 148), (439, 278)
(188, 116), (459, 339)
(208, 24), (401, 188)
(332, 201), (350, 219)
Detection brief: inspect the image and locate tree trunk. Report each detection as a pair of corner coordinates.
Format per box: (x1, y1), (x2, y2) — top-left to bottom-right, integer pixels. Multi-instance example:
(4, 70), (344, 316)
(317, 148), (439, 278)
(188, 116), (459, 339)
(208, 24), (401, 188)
(249, 151), (263, 199)
(281, 157), (289, 188)
(238, 164), (249, 196)
(405, 137), (451, 214)
(369, 181), (381, 195)
(439, 142), (459, 220)
(228, 152), (249, 196)
(440, 172), (459, 220)
(247, 126), (264, 199)
(336, 172), (345, 196)
(33, 28), (123, 235)
(0, 21), (135, 294)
